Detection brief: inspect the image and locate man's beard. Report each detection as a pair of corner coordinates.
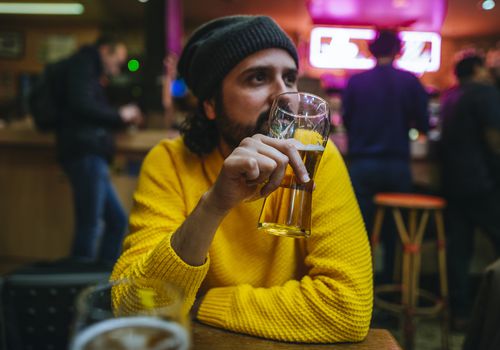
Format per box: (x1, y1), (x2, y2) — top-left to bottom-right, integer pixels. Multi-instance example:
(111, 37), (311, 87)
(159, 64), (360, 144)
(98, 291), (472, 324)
(215, 105), (270, 150)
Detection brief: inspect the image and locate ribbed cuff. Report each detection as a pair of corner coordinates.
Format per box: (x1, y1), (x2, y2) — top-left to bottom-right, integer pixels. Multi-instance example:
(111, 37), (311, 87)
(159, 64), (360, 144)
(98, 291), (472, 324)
(197, 287), (234, 327)
(144, 234), (210, 313)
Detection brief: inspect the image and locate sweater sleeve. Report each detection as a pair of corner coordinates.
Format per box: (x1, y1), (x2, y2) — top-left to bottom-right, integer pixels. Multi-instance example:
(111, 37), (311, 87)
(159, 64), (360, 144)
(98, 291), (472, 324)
(111, 143), (209, 315)
(197, 142), (373, 343)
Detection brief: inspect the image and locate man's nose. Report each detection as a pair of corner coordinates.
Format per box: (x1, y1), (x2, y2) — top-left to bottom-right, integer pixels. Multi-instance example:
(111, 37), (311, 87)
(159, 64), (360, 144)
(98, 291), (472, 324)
(269, 79), (292, 103)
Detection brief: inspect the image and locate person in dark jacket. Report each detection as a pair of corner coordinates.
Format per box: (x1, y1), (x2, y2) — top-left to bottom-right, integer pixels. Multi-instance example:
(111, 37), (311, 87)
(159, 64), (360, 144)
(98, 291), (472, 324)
(342, 30), (429, 283)
(56, 36), (142, 264)
(439, 54), (500, 329)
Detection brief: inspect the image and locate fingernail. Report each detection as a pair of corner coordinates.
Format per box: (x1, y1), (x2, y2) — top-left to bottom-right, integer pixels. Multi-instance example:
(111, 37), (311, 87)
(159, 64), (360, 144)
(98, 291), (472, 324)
(303, 174), (310, 183)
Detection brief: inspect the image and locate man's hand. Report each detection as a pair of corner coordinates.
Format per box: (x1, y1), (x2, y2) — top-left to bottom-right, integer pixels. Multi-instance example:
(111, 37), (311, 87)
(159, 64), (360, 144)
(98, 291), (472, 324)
(171, 134), (310, 266)
(119, 104), (144, 125)
(205, 134), (310, 215)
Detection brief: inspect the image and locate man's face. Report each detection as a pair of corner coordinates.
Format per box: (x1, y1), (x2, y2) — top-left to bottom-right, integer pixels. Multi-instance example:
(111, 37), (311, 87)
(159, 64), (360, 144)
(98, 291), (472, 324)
(101, 43), (127, 77)
(212, 48), (298, 151)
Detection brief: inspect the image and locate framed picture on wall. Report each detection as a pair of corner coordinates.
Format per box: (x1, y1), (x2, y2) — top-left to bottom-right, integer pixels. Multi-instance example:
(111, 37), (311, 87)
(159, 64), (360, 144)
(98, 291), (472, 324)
(0, 31), (24, 59)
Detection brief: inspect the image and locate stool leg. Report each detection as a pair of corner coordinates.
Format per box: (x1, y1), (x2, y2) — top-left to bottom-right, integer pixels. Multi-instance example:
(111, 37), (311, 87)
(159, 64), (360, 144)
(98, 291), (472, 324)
(393, 241), (402, 283)
(392, 208), (410, 305)
(435, 210), (449, 350)
(406, 208), (419, 350)
(411, 210), (429, 308)
(371, 206), (385, 272)
(409, 209), (418, 309)
(392, 208), (416, 350)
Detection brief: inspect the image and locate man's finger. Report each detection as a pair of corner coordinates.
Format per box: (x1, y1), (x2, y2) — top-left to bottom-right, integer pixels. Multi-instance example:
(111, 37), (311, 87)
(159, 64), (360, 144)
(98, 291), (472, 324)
(256, 135), (310, 183)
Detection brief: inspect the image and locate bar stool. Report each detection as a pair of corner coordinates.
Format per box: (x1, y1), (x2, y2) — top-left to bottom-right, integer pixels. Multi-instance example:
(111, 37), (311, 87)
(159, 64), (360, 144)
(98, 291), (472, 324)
(371, 193), (449, 350)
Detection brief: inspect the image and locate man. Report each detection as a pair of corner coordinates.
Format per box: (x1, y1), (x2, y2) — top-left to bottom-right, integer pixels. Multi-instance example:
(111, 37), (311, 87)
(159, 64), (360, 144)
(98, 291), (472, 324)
(342, 30), (429, 282)
(111, 16), (372, 343)
(56, 36), (142, 264)
(440, 54), (500, 328)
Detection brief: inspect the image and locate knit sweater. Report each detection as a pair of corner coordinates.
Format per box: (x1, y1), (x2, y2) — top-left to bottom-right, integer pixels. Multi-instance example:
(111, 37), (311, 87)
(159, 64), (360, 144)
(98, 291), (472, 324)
(111, 137), (373, 343)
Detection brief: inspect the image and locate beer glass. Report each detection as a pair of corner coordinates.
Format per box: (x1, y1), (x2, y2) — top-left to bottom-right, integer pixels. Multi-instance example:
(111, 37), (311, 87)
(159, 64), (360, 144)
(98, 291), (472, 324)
(258, 92), (330, 238)
(70, 278), (190, 350)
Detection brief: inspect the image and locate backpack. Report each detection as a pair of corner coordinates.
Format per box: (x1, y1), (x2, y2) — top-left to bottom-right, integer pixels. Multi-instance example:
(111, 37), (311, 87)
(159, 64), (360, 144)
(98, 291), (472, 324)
(28, 59), (67, 132)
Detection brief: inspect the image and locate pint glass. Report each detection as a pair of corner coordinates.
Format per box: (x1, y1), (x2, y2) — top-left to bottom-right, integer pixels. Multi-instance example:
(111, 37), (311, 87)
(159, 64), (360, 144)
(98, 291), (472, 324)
(258, 92), (330, 238)
(70, 278), (190, 350)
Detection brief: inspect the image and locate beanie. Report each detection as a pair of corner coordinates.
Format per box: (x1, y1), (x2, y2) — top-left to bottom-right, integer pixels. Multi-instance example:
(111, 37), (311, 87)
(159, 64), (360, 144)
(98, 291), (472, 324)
(177, 15), (299, 101)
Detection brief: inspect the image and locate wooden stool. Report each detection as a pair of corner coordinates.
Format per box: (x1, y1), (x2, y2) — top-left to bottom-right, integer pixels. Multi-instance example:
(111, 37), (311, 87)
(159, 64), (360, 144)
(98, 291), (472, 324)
(371, 193), (449, 350)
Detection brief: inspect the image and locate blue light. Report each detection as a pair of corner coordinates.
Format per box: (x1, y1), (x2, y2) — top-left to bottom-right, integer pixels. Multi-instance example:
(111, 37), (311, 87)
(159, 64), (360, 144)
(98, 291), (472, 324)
(171, 78), (187, 98)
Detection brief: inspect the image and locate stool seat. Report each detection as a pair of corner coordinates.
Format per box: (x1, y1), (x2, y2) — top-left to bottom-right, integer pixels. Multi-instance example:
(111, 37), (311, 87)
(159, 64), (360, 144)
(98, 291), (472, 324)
(374, 193), (446, 209)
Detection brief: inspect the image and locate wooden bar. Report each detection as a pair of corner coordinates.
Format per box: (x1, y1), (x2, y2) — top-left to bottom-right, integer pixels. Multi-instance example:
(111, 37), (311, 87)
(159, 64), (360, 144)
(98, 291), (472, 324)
(0, 128), (176, 273)
(192, 322), (402, 350)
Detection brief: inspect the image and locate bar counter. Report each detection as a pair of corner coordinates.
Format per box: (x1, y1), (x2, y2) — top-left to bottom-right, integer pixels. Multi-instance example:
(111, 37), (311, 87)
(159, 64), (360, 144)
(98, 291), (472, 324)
(0, 127), (178, 152)
(0, 127), (177, 272)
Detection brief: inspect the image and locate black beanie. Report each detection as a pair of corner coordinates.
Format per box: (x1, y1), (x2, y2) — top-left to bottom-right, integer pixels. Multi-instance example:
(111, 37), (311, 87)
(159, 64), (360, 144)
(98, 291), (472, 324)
(178, 15), (299, 101)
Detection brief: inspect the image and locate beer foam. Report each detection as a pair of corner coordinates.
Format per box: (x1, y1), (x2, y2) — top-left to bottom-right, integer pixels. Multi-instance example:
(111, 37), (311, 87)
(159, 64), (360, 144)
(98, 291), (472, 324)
(295, 143), (325, 152)
(71, 316), (189, 350)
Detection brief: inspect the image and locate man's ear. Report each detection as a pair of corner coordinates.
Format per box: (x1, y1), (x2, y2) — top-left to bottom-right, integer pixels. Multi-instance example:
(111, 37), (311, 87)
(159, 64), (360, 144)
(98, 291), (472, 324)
(203, 100), (216, 121)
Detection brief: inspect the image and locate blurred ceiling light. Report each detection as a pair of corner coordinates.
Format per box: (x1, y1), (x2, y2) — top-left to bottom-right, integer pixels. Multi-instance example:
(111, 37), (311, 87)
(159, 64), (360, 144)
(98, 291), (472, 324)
(0, 2), (84, 15)
(138, 0), (149, 3)
(392, 0), (408, 8)
(482, 0), (496, 10)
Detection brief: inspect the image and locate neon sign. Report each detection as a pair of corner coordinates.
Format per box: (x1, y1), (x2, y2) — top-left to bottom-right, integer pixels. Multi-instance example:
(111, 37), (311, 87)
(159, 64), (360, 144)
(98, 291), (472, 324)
(309, 27), (441, 73)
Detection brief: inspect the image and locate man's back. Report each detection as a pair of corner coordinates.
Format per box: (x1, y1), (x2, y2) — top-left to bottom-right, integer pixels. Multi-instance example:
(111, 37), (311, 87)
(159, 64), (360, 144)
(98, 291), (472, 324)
(56, 45), (123, 162)
(440, 82), (500, 197)
(342, 65), (429, 159)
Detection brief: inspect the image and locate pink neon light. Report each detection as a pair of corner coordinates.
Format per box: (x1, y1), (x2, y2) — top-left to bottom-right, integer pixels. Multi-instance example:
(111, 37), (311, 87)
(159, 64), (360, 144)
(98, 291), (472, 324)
(396, 31), (441, 72)
(309, 27), (441, 73)
(306, 0), (447, 32)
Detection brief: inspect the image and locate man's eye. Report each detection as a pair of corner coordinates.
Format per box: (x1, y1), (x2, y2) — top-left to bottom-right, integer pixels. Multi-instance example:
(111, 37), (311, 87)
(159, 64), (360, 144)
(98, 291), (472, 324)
(284, 73), (297, 86)
(252, 73), (266, 82)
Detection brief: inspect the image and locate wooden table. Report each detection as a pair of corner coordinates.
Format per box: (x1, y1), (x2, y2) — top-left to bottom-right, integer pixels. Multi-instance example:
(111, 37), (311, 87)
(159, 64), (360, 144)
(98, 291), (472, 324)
(192, 322), (401, 350)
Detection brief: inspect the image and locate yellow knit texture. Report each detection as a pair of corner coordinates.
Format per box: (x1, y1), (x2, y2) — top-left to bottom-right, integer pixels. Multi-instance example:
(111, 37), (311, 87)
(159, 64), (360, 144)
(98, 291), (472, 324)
(111, 137), (373, 343)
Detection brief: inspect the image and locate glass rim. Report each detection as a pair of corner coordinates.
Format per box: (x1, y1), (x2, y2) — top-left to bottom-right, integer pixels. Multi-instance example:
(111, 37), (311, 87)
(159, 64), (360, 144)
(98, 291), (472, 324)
(71, 316), (190, 350)
(273, 91), (329, 119)
(76, 278), (184, 317)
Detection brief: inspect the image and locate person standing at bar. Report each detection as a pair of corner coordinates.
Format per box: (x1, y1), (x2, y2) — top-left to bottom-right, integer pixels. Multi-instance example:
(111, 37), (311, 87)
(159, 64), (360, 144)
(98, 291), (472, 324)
(56, 36), (143, 264)
(342, 30), (429, 283)
(111, 15), (373, 342)
(439, 54), (500, 329)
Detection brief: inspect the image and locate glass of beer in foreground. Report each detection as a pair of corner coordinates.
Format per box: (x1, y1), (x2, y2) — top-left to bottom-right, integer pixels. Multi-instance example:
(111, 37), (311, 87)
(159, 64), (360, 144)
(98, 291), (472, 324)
(70, 278), (190, 350)
(258, 92), (330, 238)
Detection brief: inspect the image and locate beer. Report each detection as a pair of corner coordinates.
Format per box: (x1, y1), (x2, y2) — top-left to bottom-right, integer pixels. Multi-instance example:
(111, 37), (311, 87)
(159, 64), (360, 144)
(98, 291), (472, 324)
(71, 316), (189, 350)
(258, 144), (324, 238)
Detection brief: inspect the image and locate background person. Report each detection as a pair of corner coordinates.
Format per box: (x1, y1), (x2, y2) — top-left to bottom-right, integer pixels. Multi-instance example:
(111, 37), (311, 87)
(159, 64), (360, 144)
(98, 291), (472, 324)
(342, 29), (429, 283)
(56, 36), (143, 264)
(439, 54), (500, 329)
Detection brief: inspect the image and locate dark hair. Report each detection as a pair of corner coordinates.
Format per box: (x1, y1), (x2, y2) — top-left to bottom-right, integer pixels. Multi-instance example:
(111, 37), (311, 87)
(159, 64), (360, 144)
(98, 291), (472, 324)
(180, 88), (222, 155)
(94, 35), (122, 51)
(369, 30), (401, 58)
(454, 55), (484, 81)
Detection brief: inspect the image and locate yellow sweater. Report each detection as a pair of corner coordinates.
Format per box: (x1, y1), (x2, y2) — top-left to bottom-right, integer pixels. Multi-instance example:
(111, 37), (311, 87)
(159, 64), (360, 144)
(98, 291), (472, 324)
(111, 137), (373, 343)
